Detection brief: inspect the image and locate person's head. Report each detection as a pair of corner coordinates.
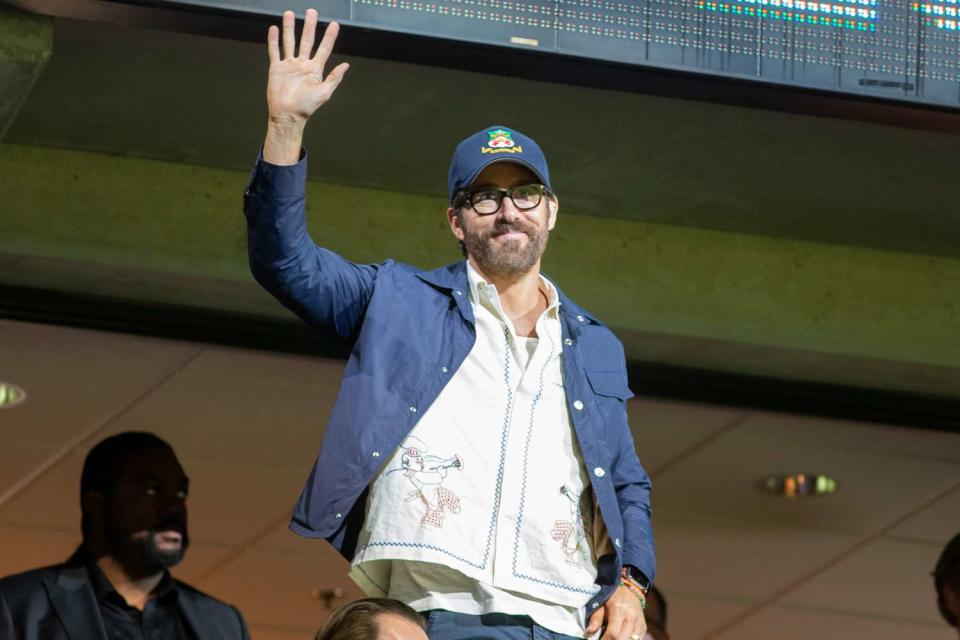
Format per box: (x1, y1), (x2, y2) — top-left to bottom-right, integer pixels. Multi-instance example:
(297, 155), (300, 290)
(315, 598), (427, 640)
(446, 126), (559, 278)
(935, 532), (960, 629)
(80, 431), (190, 575)
(644, 585), (669, 640)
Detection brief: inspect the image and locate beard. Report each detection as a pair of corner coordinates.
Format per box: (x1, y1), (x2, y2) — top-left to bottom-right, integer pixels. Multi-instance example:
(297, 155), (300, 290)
(106, 521), (189, 574)
(461, 214), (549, 278)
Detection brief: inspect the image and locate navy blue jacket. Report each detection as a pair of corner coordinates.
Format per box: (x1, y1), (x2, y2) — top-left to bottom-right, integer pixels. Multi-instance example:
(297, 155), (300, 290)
(243, 154), (655, 611)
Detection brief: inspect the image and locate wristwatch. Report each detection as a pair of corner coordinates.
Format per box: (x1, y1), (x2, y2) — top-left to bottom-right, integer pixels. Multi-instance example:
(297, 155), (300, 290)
(622, 565), (651, 593)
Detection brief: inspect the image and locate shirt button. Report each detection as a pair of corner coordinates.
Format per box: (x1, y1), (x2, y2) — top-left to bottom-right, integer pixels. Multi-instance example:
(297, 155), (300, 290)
(577, 315), (586, 322)
(594, 467), (605, 478)
(409, 406), (417, 413)
(564, 338), (573, 346)
(441, 366), (448, 373)
(372, 451), (380, 458)
(573, 400), (584, 411)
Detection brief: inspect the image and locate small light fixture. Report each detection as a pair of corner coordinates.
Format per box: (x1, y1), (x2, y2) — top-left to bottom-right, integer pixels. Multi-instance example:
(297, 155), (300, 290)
(759, 472), (838, 498)
(0, 382), (26, 409)
(309, 587), (344, 609)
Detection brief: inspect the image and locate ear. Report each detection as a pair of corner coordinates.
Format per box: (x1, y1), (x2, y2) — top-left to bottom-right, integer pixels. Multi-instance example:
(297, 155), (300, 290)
(546, 194), (559, 231)
(447, 207), (465, 242)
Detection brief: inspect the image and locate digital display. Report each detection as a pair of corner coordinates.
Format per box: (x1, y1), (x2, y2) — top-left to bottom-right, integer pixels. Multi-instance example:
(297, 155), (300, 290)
(152, 0), (960, 107)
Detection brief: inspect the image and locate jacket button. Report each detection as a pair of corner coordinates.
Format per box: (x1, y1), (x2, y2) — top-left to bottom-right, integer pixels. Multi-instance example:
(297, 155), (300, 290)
(409, 406), (417, 413)
(614, 538), (621, 548)
(564, 338), (573, 346)
(454, 290), (463, 296)
(594, 467), (605, 478)
(591, 602), (599, 609)
(372, 451), (380, 458)
(573, 400), (584, 411)
(442, 366), (448, 373)
(577, 315), (586, 322)
(334, 513), (342, 519)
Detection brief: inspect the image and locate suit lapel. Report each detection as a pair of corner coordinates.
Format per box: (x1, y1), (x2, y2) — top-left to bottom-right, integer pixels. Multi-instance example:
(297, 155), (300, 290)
(177, 586), (224, 640)
(43, 565), (107, 640)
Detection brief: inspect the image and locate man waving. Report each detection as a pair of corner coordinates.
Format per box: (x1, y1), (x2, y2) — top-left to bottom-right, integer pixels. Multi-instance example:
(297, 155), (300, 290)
(243, 10), (656, 640)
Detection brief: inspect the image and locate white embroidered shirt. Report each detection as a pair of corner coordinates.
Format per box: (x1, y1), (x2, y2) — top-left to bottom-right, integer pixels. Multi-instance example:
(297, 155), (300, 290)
(349, 263), (600, 636)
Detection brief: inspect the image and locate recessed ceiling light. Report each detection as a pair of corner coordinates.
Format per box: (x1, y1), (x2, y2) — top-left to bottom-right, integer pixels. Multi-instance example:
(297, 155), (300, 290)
(759, 473), (838, 498)
(308, 587), (344, 609)
(0, 382), (26, 409)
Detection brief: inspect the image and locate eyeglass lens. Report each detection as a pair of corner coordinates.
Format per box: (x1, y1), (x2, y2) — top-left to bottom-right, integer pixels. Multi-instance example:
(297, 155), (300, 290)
(470, 185), (544, 215)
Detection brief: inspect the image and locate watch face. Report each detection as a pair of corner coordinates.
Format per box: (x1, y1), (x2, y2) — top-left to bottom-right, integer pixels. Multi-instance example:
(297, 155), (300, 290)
(628, 567), (650, 589)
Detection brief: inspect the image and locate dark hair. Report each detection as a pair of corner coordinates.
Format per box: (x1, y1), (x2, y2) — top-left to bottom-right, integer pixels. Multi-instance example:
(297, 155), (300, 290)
(315, 598), (425, 640)
(80, 431), (173, 535)
(936, 533), (960, 626)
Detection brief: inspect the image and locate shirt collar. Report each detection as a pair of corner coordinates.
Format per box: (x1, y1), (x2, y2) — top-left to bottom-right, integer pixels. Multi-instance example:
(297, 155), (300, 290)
(87, 561), (179, 604)
(465, 261), (560, 319)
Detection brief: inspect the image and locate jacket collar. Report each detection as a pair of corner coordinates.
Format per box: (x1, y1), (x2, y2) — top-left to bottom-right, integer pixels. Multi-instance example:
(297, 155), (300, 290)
(415, 260), (469, 292)
(176, 582), (229, 640)
(44, 564), (108, 640)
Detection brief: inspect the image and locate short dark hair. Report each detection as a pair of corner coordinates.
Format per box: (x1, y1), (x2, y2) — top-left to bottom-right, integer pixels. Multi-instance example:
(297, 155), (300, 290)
(936, 533), (960, 626)
(80, 431), (173, 535)
(315, 598), (425, 640)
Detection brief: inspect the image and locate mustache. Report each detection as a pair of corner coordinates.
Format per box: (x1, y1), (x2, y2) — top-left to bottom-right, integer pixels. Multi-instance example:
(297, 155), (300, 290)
(486, 220), (535, 238)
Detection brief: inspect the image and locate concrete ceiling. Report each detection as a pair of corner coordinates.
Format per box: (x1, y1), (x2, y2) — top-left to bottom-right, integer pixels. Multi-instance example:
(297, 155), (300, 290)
(1, 319), (958, 639)
(6, 15), (960, 257)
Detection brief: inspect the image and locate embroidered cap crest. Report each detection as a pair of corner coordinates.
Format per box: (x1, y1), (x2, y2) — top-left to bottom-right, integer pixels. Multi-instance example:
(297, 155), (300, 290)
(482, 128), (523, 155)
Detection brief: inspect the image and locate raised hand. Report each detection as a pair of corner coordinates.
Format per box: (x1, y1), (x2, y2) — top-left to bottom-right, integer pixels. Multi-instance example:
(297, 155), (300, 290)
(263, 9), (349, 165)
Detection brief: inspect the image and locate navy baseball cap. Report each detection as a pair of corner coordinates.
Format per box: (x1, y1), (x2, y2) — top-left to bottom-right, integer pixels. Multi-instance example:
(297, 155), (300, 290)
(447, 125), (552, 203)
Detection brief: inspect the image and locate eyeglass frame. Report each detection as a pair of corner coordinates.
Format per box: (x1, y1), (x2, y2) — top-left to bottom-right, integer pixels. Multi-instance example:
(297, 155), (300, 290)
(453, 183), (552, 216)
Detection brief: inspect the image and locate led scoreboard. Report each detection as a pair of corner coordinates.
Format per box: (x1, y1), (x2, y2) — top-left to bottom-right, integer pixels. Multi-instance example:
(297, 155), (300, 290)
(146, 0), (960, 107)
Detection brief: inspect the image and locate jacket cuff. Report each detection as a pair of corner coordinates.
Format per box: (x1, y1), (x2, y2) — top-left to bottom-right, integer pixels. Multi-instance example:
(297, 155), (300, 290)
(245, 148), (308, 203)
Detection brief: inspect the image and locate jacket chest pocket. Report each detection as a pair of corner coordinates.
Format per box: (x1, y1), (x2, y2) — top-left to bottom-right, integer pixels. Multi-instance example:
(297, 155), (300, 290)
(584, 370), (634, 438)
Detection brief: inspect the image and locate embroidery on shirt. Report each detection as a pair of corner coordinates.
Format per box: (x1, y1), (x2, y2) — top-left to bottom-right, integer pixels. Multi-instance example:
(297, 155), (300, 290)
(551, 484), (590, 566)
(511, 328), (597, 595)
(389, 436), (465, 529)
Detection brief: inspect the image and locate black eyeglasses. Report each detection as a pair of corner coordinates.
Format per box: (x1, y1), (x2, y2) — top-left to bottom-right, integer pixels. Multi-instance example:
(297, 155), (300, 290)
(455, 184), (550, 216)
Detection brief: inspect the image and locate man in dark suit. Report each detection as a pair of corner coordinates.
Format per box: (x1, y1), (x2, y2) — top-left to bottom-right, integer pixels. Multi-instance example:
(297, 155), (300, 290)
(0, 431), (249, 639)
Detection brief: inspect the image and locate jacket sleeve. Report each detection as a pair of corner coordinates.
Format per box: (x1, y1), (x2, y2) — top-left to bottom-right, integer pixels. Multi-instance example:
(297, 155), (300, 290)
(0, 592), (13, 640)
(233, 605), (250, 640)
(612, 401), (656, 583)
(243, 150), (378, 343)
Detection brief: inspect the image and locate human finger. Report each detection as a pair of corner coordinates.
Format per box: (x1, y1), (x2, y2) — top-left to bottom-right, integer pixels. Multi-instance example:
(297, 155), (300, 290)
(629, 617), (647, 640)
(298, 8), (317, 59)
(585, 607), (605, 636)
(282, 10), (296, 60)
(313, 20), (340, 73)
(600, 607), (629, 640)
(267, 24), (280, 63)
(321, 61), (350, 96)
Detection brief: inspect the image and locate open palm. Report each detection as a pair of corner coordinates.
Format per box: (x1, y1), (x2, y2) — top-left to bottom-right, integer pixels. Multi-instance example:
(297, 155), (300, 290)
(266, 9), (349, 126)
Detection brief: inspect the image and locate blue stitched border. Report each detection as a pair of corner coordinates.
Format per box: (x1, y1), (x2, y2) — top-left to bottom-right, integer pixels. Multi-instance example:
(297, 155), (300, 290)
(511, 328), (596, 596)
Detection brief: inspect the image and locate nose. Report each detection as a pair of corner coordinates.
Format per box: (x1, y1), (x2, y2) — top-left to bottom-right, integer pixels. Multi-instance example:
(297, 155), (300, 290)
(496, 195), (522, 222)
(158, 492), (188, 522)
